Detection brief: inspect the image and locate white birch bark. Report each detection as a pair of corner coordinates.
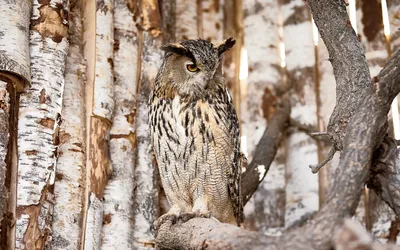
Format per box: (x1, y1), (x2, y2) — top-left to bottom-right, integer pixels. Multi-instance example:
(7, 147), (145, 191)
(133, 2), (163, 247)
(82, 0), (114, 248)
(0, 0), (31, 86)
(202, 0), (223, 42)
(51, 0), (86, 248)
(16, 0), (69, 248)
(388, 0), (400, 53)
(282, 0), (319, 228)
(133, 31), (163, 250)
(356, 0), (395, 242)
(175, 0), (198, 40)
(241, 0), (285, 232)
(100, 0), (138, 248)
(84, 193), (104, 250)
(0, 80), (9, 236)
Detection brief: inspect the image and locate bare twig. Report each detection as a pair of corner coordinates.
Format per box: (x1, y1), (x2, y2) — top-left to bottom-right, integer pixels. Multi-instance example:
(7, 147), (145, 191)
(309, 146), (336, 173)
(289, 118), (331, 145)
(310, 132), (329, 137)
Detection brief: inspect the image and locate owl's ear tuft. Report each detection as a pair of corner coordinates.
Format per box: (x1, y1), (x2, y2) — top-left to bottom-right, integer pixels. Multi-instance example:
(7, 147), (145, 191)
(215, 37), (236, 57)
(161, 43), (188, 55)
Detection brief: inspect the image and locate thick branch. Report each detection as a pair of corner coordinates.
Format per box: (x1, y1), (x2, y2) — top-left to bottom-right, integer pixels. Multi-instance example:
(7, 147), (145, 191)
(368, 136), (400, 216)
(308, 0), (372, 151)
(241, 101), (290, 205)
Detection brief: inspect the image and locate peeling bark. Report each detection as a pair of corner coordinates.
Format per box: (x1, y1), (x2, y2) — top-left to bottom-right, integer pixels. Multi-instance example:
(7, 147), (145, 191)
(241, 0), (285, 232)
(282, 0), (319, 228)
(15, 0), (69, 248)
(132, 1), (162, 248)
(0, 80), (9, 238)
(100, 0), (138, 248)
(82, 0), (114, 247)
(51, 0), (86, 248)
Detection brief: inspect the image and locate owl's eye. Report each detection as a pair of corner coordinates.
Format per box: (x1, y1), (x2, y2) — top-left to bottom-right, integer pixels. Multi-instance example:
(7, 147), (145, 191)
(186, 63), (199, 72)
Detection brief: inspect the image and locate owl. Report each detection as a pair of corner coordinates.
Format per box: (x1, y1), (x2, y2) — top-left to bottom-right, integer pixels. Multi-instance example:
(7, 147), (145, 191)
(149, 38), (243, 227)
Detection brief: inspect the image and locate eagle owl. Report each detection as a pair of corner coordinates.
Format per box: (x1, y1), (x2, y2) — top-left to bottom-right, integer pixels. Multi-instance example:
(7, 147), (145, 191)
(149, 38), (243, 226)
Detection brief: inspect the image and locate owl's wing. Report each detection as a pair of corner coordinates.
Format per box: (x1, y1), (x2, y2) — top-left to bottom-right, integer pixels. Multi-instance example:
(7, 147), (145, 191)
(223, 88), (244, 225)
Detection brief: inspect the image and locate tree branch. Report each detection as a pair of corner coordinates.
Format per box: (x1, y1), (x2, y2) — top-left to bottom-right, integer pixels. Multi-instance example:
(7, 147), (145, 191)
(241, 101), (290, 205)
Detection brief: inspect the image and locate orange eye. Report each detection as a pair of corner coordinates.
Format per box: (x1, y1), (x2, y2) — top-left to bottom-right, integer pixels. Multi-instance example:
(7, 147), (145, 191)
(186, 64), (199, 72)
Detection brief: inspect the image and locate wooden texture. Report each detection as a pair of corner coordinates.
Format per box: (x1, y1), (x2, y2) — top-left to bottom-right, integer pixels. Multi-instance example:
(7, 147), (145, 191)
(175, 0), (198, 40)
(241, 0), (286, 232)
(100, 0), (139, 248)
(15, 0), (69, 248)
(51, 0), (86, 248)
(282, 0), (319, 228)
(132, 1), (163, 248)
(0, 0), (31, 87)
(0, 80), (9, 240)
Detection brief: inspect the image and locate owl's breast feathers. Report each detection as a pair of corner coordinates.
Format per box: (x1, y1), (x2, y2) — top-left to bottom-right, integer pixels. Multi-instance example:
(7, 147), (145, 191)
(149, 85), (243, 225)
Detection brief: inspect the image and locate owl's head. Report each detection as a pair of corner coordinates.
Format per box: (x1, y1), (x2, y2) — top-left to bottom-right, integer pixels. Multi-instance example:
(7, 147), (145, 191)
(155, 38), (235, 99)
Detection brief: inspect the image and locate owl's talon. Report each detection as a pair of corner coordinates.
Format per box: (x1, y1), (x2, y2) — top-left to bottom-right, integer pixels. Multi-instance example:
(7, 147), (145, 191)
(153, 213), (178, 231)
(178, 211), (211, 223)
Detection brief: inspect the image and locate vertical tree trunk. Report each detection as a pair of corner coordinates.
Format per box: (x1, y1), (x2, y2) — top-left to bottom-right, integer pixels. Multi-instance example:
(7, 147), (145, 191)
(132, 1), (163, 248)
(175, 0), (199, 40)
(388, 0), (400, 53)
(0, 0), (31, 247)
(15, 0), (69, 248)
(201, 0), (223, 42)
(241, 0), (286, 233)
(51, 0), (86, 248)
(0, 80), (9, 239)
(82, 0), (115, 248)
(282, 0), (319, 228)
(100, 0), (139, 248)
(223, 0), (242, 120)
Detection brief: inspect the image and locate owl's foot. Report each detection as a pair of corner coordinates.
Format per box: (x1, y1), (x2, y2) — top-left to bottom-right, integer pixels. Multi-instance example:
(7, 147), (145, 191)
(178, 211), (211, 223)
(152, 213), (178, 231)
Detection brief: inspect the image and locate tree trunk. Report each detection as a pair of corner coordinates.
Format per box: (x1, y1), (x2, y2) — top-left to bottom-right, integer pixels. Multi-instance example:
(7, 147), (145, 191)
(0, 0), (31, 248)
(281, 0), (319, 229)
(241, 0), (286, 232)
(201, 0), (223, 42)
(51, 0), (86, 248)
(15, 0), (69, 248)
(82, 0), (115, 248)
(100, 0), (139, 248)
(132, 1), (163, 248)
(175, 0), (199, 40)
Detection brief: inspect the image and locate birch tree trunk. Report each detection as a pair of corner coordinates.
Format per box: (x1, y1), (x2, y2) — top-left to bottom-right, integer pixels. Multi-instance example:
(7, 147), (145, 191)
(132, 1), (163, 248)
(100, 0), (139, 248)
(388, 0), (400, 53)
(51, 0), (86, 248)
(82, 0), (114, 247)
(175, 0), (199, 40)
(223, 0), (242, 120)
(281, 0), (319, 228)
(16, 0), (69, 248)
(0, 0), (31, 247)
(201, 0), (223, 42)
(241, 0), (286, 233)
